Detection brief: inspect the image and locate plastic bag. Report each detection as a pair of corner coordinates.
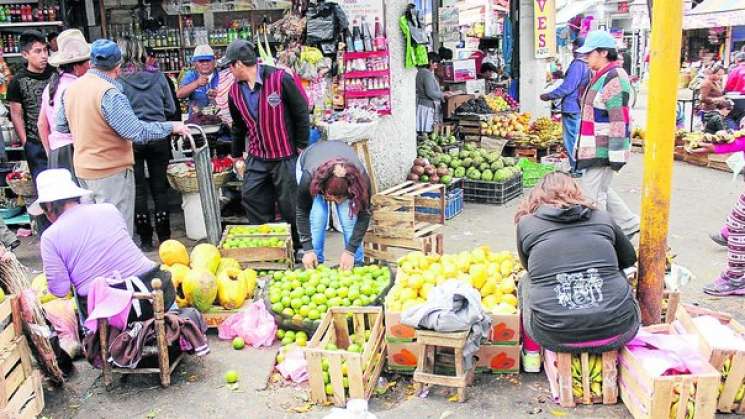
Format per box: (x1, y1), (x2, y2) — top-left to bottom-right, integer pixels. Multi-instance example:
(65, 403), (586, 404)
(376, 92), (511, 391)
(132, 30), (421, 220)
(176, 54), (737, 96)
(275, 346), (308, 383)
(43, 299), (82, 358)
(322, 399), (378, 419)
(306, 12), (336, 44)
(625, 329), (711, 376)
(217, 300), (277, 348)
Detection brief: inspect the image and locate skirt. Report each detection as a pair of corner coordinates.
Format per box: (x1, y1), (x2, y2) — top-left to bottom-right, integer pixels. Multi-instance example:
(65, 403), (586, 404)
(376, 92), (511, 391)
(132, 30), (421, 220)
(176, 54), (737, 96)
(416, 104), (436, 133)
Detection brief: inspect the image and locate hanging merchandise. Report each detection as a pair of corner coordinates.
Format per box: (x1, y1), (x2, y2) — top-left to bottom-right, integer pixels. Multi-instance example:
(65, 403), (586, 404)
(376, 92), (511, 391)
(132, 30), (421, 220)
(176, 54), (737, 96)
(400, 4), (428, 69)
(305, 0), (349, 56)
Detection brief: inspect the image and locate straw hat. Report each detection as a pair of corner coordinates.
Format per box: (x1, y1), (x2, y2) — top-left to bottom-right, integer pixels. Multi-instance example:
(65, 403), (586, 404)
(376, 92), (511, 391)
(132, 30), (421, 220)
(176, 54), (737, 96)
(48, 29), (90, 67)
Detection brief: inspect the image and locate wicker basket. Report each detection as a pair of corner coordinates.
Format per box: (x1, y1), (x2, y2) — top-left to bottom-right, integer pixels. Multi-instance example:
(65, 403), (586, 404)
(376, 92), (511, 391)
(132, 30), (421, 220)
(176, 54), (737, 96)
(167, 170), (230, 194)
(7, 177), (36, 197)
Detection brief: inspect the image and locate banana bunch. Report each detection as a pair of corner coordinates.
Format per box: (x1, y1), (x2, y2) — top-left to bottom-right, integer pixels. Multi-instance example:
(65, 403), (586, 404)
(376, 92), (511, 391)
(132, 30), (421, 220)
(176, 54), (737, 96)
(670, 382), (696, 419)
(719, 357), (745, 403)
(571, 354), (603, 398)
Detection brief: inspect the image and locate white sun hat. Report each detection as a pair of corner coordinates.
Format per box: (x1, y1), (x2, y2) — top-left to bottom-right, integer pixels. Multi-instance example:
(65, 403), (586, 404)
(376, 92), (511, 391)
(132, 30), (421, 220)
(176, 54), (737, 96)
(27, 169), (92, 216)
(48, 29), (91, 67)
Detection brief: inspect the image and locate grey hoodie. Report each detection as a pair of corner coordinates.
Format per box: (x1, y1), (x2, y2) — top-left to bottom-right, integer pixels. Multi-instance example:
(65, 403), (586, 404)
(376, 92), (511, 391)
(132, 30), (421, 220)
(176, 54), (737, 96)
(120, 71), (176, 124)
(516, 205), (640, 351)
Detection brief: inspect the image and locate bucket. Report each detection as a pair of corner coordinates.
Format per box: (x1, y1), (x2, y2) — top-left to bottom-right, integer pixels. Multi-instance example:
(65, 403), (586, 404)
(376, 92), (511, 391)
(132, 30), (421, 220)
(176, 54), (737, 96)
(182, 192), (207, 241)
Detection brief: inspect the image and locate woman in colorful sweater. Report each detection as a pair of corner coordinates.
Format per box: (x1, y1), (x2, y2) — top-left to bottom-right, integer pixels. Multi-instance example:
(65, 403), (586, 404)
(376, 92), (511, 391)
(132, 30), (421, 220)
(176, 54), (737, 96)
(574, 30), (640, 238)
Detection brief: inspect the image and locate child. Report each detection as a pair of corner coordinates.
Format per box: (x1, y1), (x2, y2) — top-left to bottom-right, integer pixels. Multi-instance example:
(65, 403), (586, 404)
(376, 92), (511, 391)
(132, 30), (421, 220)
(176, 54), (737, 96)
(702, 99), (736, 133)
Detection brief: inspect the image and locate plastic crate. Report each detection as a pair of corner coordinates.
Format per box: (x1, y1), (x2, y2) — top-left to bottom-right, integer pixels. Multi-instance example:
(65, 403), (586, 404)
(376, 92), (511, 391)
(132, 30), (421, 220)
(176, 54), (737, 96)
(463, 173), (523, 205)
(419, 188), (464, 220)
(517, 159), (556, 188)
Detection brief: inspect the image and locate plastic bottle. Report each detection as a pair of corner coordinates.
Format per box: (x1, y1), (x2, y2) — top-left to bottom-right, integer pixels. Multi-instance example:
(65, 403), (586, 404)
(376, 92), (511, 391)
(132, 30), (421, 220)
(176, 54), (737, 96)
(361, 17), (373, 52)
(351, 19), (363, 53)
(374, 17), (386, 51)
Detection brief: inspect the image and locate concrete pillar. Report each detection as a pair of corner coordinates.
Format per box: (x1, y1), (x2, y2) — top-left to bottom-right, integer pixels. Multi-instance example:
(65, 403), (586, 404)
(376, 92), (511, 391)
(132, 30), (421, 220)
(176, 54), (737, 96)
(518, 0), (550, 118)
(369, 1), (417, 189)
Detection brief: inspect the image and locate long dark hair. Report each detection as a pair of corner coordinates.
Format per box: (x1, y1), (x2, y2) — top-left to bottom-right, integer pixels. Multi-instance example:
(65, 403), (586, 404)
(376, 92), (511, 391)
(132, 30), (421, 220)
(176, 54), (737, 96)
(48, 63), (75, 107)
(309, 159), (370, 216)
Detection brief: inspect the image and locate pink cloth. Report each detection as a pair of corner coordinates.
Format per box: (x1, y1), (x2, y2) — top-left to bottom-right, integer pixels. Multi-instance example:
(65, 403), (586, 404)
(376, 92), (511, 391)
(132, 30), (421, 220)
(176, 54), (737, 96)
(725, 64), (745, 94)
(714, 136), (745, 154)
(84, 277), (133, 332)
(40, 72), (77, 150)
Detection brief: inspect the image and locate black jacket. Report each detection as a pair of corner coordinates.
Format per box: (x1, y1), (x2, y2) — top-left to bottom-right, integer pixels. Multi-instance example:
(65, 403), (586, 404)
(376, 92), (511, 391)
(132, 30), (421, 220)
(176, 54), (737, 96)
(229, 65), (309, 160)
(120, 70), (176, 123)
(295, 141), (371, 254)
(517, 205), (640, 351)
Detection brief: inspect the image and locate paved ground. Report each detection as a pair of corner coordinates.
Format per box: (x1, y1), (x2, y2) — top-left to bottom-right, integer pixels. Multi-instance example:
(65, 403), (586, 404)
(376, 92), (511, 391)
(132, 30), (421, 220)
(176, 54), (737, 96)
(16, 92), (745, 418)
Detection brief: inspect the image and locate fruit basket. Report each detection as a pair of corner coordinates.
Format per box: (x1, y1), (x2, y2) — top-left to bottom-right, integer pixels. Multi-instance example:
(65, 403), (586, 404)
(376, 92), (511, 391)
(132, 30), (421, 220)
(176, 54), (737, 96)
(264, 265), (393, 334)
(303, 306), (386, 407)
(463, 172), (523, 205)
(166, 158), (232, 194)
(5, 175), (35, 197)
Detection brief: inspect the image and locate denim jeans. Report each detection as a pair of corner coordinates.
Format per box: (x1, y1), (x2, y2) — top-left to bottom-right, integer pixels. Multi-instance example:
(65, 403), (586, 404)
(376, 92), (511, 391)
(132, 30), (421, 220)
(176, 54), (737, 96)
(561, 112), (580, 169)
(309, 195), (364, 264)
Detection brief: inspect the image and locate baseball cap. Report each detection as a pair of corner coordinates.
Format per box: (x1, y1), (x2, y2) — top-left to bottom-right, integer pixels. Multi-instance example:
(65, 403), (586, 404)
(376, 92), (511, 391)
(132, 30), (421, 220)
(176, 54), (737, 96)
(90, 39), (122, 70)
(217, 39), (257, 67)
(191, 44), (215, 62)
(576, 30), (617, 54)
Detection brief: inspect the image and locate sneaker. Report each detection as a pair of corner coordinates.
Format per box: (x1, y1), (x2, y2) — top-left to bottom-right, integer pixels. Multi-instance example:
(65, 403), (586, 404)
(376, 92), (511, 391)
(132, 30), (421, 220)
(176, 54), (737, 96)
(703, 278), (745, 296)
(522, 350), (541, 373)
(709, 233), (728, 247)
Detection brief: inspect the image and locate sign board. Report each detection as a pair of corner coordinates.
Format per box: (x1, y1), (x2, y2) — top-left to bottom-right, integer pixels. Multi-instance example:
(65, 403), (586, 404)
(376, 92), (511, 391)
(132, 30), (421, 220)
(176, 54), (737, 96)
(338, 0), (385, 28)
(534, 0), (556, 58)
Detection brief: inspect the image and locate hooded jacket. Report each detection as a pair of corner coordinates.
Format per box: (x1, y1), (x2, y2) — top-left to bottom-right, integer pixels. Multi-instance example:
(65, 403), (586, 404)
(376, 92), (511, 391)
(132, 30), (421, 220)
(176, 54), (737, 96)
(516, 205), (640, 351)
(120, 71), (176, 124)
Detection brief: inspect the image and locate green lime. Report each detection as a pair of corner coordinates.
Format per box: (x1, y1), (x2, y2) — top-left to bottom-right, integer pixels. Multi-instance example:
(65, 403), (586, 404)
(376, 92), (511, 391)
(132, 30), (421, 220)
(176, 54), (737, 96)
(232, 337), (245, 350)
(224, 370), (239, 384)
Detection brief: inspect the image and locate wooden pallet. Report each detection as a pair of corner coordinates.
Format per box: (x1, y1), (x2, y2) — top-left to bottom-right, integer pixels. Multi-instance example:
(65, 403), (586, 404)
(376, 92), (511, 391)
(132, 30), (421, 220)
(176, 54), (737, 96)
(371, 182), (445, 239)
(363, 230), (443, 265)
(675, 304), (745, 413)
(303, 307), (386, 407)
(0, 296), (44, 418)
(619, 324), (720, 419)
(544, 350), (618, 407)
(218, 223), (294, 270)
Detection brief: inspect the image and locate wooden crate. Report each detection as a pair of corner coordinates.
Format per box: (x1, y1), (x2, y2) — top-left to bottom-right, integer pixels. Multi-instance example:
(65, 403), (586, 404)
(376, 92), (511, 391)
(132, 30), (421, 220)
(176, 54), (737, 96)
(218, 223), (294, 270)
(619, 324), (720, 419)
(201, 299), (252, 329)
(0, 296), (44, 418)
(675, 304), (745, 413)
(303, 307), (386, 407)
(363, 231), (443, 265)
(371, 182), (445, 239)
(544, 350), (618, 407)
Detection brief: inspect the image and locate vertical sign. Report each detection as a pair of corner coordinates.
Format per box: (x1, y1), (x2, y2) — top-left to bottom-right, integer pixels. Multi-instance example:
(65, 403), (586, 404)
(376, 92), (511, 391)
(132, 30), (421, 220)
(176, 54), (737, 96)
(534, 0), (556, 58)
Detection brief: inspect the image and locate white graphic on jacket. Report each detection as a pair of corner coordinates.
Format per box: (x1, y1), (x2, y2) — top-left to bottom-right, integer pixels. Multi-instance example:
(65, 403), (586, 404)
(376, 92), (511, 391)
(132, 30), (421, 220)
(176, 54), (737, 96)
(554, 268), (604, 310)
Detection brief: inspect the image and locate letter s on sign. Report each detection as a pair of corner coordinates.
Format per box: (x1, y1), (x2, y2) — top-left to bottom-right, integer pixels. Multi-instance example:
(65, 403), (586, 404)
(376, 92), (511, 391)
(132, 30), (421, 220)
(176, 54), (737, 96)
(539, 34), (546, 48)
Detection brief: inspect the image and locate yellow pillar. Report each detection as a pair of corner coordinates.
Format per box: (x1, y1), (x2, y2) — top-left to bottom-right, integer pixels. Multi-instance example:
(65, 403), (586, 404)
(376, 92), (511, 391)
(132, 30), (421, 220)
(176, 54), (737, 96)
(637, 0), (683, 325)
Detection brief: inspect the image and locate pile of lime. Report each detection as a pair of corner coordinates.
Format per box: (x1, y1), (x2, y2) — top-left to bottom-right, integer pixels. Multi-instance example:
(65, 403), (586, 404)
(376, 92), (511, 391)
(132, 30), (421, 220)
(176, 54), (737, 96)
(277, 329), (309, 347)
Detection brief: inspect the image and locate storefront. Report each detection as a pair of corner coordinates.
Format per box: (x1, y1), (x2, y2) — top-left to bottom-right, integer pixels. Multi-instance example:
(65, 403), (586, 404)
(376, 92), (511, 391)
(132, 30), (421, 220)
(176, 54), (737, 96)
(684, 0), (745, 64)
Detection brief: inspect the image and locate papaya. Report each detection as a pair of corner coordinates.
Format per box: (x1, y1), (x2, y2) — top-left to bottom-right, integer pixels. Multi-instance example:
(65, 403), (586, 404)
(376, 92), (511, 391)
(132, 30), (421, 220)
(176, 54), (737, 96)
(165, 263), (191, 308)
(182, 270), (218, 312)
(240, 268), (257, 299)
(159, 240), (190, 266)
(216, 257), (241, 276)
(190, 243), (221, 274)
(391, 349), (418, 366)
(216, 268), (247, 309)
(490, 352), (516, 370)
(490, 322), (516, 342)
(389, 324), (416, 340)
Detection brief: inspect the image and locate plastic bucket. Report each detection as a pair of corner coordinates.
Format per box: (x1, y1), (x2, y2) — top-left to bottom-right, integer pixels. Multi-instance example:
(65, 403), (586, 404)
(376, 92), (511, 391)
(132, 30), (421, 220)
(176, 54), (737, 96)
(182, 192), (207, 241)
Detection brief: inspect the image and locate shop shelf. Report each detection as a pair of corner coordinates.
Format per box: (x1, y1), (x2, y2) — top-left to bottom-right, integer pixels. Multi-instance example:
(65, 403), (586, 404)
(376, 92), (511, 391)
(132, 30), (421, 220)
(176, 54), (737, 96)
(343, 70), (389, 79)
(0, 20), (61, 27)
(343, 50), (388, 60)
(343, 89), (389, 99)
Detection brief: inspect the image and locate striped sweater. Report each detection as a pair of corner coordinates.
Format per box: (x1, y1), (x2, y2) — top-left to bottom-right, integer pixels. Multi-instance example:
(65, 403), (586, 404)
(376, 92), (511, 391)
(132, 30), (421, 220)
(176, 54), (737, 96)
(575, 63), (632, 171)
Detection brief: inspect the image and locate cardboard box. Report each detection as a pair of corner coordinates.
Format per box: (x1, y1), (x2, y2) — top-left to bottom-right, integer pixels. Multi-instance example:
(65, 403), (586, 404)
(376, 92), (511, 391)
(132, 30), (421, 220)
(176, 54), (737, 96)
(386, 342), (421, 374)
(486, 312), (521, 345)
(448, 79), (486, 95)
(385, 310), (416, 343)
(474, 343), (521, 374)
(444, 94), (474, 119)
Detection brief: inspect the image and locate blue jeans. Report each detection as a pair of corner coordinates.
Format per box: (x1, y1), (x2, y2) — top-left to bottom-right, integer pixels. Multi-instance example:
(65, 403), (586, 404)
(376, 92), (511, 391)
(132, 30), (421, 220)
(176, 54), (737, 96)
(561, 112), (580, 170)
(309, 195), (364, 264)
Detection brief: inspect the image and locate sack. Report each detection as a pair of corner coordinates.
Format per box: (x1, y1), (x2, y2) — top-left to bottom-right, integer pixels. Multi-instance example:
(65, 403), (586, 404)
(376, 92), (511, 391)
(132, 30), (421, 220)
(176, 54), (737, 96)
(408, 10), (428, 45)
(217, 299), (277, 348)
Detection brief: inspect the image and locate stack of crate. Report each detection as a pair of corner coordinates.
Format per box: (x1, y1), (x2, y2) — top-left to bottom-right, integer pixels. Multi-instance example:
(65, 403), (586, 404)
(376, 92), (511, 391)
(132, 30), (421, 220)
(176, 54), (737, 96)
(364, 182), (446, 266)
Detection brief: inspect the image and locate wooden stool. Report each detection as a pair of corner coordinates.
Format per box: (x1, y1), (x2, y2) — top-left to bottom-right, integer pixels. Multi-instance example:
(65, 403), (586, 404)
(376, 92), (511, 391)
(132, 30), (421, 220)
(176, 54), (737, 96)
(413, 330), (474, 402)
(343, 138), (378, 194)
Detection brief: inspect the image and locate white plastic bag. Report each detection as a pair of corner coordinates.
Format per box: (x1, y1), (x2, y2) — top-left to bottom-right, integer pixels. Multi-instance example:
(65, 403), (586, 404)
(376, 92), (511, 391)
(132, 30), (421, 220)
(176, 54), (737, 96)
(322, 399), (377, 419)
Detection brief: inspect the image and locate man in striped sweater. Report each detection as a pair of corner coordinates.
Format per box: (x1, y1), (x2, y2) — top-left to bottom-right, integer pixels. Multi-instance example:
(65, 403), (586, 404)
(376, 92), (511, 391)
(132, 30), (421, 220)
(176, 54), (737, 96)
(223, 40), (309, 249)
(575, 31), (640, 238)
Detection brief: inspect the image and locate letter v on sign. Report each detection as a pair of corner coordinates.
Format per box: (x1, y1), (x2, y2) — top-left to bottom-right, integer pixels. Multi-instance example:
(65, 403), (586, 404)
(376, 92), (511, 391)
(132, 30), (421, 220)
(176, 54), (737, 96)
(536, 0), (547, 12)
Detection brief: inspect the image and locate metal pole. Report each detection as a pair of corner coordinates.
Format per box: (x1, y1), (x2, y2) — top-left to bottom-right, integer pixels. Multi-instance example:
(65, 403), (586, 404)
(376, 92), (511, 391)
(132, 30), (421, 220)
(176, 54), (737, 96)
(637, 0), (683, 325)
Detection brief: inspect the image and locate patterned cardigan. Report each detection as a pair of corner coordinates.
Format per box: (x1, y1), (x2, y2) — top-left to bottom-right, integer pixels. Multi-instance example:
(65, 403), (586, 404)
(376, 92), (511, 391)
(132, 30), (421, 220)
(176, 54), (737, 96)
(575, 63), (632, 171)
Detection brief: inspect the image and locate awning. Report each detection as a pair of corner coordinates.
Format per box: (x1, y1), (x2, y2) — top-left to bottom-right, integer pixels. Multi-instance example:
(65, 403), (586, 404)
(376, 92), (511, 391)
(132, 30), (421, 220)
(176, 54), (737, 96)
(684, 0), (745, 30)
(556, 0), (602, 27)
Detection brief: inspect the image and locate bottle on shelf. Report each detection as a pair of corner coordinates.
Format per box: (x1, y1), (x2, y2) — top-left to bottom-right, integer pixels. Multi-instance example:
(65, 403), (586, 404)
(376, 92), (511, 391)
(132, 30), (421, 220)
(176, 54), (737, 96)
(361, 17), (373, 52)
(351, 19), (363, 53)
(374, 17), (386, 51)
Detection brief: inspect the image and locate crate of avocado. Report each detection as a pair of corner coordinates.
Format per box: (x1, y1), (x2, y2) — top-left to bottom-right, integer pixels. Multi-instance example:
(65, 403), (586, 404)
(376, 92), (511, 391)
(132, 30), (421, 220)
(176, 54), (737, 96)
(219, 223), (295, 270)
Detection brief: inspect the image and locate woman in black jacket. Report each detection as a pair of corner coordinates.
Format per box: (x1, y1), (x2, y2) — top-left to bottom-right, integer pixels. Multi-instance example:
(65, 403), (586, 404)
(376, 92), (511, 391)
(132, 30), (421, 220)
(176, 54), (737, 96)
(120, 41), (177, 251)
(295, 141), (372, 271)
(514, 173), (640, 368)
